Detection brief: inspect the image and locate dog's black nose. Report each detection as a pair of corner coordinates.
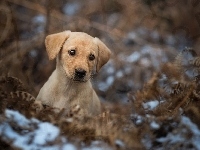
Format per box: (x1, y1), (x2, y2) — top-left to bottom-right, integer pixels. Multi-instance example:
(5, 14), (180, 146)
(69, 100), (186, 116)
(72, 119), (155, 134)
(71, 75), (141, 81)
(75, 68), (86, 79)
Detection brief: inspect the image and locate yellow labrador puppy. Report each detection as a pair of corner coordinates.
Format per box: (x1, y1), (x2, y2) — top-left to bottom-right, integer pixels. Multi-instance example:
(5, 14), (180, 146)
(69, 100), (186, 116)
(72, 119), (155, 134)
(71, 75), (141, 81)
(36, 31), (111, 116)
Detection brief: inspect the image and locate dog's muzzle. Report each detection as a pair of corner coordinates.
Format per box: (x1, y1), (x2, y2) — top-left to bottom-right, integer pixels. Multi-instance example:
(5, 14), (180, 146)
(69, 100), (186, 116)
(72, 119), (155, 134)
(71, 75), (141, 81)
(74, 68), (86, 81)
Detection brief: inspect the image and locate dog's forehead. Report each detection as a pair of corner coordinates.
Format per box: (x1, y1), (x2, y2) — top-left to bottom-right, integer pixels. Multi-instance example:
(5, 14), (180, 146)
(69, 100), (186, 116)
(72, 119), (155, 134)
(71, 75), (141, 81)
(63, 33), (97, 50)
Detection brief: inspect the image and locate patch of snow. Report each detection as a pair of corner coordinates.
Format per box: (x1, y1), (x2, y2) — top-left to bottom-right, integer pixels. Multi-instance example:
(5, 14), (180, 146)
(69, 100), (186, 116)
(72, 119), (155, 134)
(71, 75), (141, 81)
(116, 70), (123, 78)
(115, 139), (125, 148)
(150, 121), (160, 130)
(62, 144), (77, 150)
(131, 114), (144, 125)
(126, 51), (141, 63)
(165, 35), (176, 46)
(106, 64), (115, 74)
(83, 141), (112, 150)
(98, 82), (109, 91)
(127, 32), (137, 40)
(157, 116), (200, 149)
(141, 134), (152, 149)
(150, 30), (160, 42)
(32, 15), (46, 33)
(32, 15), (46, 24)
(142, 100), (159, 110)
(33, 122), (60, 145)
(29, 49), (38, 58)
(106, 76), (114, 86)
(5, 109), (30, 127)
(157, 131), (185, 143)
(0, 110), (74, 150)
(63, 2), (80, 16)
(107, 13), (120, 26)
(181, 116), (200, 149)
(141, 45), (153, 54)
(135, 116), (143, 125)
(140, 57), (151, 67)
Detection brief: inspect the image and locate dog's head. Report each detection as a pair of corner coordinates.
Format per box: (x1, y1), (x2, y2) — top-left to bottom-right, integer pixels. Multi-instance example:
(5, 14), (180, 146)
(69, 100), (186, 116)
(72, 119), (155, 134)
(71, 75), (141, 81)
(45, 30), (111, 82)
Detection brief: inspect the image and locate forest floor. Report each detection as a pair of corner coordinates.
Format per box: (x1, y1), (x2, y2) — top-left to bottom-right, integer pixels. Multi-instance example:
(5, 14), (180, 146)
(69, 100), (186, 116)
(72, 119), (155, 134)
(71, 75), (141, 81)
(1, 0), (200, 149)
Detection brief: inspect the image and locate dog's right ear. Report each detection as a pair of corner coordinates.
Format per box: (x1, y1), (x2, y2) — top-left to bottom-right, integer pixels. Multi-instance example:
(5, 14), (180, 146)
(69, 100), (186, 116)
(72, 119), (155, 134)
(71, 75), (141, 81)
(45, 30), (71, 60)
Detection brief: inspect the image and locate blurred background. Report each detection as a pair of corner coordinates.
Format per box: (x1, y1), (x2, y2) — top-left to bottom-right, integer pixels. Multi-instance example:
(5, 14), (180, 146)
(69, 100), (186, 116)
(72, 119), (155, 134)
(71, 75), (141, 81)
(0, 0), (200, 103)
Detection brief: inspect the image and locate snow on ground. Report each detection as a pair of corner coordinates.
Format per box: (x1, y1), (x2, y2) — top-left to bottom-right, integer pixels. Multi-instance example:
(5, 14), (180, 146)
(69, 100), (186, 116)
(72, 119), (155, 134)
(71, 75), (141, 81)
(0, 110), (62, 150)
(142, 100), (159, 110)
(0, 109), (113, 150)
(156, 116), (200, 149)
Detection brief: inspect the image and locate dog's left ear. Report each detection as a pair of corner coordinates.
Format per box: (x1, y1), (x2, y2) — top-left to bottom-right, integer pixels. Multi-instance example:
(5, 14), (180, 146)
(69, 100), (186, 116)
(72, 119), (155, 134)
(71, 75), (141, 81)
(45, 30), (71, 60)
(94, 37), (111, 72)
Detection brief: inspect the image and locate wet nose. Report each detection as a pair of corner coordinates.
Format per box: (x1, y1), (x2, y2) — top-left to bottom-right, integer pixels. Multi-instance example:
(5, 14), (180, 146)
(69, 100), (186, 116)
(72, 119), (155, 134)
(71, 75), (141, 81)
(75, 68), (86, 79)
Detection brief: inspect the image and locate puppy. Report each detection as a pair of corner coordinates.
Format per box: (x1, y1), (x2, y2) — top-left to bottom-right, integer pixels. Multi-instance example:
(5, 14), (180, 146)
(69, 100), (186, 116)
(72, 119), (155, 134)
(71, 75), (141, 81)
(36, 31), (111, 116)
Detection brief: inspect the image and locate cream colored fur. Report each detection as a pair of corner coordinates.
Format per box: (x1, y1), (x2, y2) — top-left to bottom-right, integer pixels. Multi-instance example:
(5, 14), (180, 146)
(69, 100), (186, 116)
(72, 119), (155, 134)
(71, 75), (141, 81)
(36, 31), (111, 116)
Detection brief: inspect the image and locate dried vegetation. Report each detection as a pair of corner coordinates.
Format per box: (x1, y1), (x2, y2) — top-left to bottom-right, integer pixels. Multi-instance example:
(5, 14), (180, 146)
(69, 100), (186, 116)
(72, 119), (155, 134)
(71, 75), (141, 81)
(1, 0), (200, 149)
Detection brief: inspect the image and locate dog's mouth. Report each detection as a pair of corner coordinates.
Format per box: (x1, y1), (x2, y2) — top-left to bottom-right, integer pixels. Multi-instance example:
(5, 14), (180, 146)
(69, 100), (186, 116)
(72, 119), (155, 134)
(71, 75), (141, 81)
(72, 75), (86, 82)
(73, 78), (87, 82)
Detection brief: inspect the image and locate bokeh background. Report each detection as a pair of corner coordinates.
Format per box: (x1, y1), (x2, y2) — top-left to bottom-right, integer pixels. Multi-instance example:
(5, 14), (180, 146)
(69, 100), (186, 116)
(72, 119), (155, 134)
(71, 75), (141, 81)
(1, 0), (200, 103)
(1, 0), (200, 149)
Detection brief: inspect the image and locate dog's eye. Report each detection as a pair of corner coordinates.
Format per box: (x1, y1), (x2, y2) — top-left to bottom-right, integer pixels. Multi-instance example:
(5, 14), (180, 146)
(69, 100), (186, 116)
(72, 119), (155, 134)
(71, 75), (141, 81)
(89, 54), (95, 61)
(68, 49), (76, 56)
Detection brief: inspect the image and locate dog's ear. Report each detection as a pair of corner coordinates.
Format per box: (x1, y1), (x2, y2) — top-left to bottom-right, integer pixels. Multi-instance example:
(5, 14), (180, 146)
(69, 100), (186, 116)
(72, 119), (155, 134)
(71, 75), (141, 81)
(45, 30), (71, 60)
(94, 37), (111, 72)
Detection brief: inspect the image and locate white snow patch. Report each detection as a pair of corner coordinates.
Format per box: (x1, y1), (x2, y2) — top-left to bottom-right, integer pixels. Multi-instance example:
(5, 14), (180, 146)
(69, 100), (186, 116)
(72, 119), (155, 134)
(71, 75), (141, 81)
(141, 45), (153, 54)
(116, 71), (123, 78)
(181, 116), (200, 149)
(140, 57), (151, 67)
(106, 76), (114, 86)
(62, 144), (77, 150)
(115, 139), (125, 148)
(5, 109), (30, 127)
(127, 31), (137, 40)
(32, 15), (46, 33)
(33, 122), (60, 145)
(29, 49), (38, 58)
(157, 116), (200, 149)
(32, 15), (46, 23)
(142, 100), (159, 110)
(106, 65), (115, 74)
(63, 2), (80, 16)
(98, 82), (109, 91)
(83, 141), (112, 150)
(126, 51), (141, 63)
(150, 121), (160, 130)
(131, 114), (144, 125)
(0, 110), (64, 150)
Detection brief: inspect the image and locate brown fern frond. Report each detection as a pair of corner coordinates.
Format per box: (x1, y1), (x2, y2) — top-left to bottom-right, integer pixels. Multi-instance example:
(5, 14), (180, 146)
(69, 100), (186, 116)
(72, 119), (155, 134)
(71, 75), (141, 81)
(0, 76), (26, 92)
(174, 51), (185, 69)
(182, 47), (197, 57)
(161, 63), (183, 80)
(10, 91), (35, 102)
(174, 48), (197, 69)
(189, 57), (200, 68)
(168, 81), (190, 96)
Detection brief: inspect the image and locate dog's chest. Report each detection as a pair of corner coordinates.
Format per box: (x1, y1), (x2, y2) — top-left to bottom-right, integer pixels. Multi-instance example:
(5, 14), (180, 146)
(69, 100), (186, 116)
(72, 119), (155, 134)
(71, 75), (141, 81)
(52, 83), (91, 110)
